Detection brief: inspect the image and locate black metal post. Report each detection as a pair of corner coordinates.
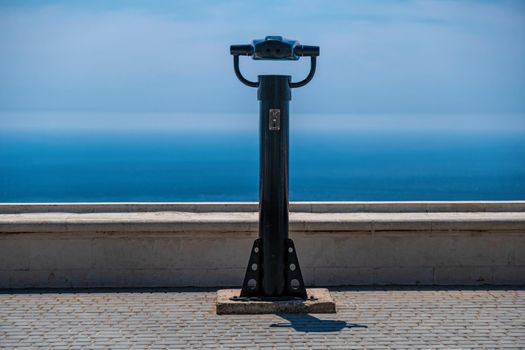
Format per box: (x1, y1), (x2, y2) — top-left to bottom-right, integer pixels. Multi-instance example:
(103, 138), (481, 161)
(258, 75), (290, 296)
(231, 36), (318, 300)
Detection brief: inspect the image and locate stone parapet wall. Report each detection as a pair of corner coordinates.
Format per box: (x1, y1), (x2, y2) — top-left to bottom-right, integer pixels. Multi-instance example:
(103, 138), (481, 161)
(1, 202), (524, 288)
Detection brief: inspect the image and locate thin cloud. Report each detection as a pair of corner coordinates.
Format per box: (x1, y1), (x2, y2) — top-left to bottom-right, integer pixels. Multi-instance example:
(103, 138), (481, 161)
(0, 0), (523, 114)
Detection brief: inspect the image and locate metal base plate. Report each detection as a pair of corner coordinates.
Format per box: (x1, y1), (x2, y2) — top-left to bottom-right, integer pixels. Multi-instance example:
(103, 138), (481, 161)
(240, 238), (307, 298)
(216, 288), (336, 315)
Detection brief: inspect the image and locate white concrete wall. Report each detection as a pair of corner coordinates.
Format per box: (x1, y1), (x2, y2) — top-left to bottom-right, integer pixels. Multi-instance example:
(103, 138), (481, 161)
(1, 202), (524, 288)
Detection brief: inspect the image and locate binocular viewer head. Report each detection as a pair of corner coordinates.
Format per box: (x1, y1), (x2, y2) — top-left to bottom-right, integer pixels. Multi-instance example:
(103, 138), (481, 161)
(231, 36), (319, 88)
(231, 36), (319, 60)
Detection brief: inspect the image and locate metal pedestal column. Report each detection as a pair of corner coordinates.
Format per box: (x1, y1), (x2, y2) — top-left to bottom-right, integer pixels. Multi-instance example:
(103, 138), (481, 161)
(240, 75), (307, 299)
(231, 36), (319, 300)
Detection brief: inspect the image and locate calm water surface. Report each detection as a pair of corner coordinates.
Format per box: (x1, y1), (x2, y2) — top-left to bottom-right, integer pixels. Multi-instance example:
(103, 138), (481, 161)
(1, 128), (524, 202)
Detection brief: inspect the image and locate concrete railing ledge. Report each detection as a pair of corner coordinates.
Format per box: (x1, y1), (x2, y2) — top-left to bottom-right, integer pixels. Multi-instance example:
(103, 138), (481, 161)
(1, 201), (524, 288)
(0, 201), (525, 234)
(1, 200), (525, 214)
(1, 209), (525, 234)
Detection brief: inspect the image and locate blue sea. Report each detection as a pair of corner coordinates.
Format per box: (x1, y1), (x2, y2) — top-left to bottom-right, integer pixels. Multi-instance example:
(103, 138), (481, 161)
(1, 113), (524, 202)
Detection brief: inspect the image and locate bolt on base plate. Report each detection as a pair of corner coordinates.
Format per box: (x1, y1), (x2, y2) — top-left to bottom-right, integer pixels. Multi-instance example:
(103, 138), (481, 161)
(216, 288), (336, 315)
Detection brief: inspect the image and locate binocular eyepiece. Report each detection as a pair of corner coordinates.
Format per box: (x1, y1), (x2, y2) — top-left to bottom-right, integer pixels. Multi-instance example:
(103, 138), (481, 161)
(231, 36), (319, 60)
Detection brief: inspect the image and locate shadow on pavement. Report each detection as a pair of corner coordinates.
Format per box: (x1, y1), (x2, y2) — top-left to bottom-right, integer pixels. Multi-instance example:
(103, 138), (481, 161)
(270, 313), (368, 332)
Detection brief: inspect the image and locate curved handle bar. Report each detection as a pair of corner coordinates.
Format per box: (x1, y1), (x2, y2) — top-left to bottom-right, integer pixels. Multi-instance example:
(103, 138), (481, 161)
(233, 55), (259, 88)
(289, 56), (316, 88)
(232, 55), (317, 89)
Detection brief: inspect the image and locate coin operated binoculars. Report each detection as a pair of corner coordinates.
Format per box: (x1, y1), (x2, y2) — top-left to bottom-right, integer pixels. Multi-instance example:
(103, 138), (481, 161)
(231, 36), (319, 299)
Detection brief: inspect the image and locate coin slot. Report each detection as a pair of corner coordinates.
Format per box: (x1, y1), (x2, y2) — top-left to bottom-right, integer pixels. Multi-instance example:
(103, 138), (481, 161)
(269, 109), (280, 131)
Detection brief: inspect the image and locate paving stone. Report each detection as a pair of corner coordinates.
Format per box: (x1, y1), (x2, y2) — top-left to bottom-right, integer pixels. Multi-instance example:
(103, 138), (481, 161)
(0, 287), (524, 348)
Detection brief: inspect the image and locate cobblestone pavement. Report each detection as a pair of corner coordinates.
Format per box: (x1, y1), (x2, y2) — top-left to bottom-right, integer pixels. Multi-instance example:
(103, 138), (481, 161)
(1, 287), (524, 349)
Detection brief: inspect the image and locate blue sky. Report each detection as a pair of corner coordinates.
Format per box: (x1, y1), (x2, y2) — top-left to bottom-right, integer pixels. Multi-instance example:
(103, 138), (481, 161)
(0, 0), (524, 116)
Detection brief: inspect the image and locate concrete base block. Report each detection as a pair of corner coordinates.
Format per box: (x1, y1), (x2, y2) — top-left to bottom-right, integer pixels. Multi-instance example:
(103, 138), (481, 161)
(216, 288), (336, 314)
